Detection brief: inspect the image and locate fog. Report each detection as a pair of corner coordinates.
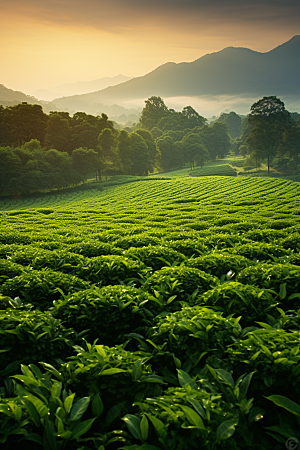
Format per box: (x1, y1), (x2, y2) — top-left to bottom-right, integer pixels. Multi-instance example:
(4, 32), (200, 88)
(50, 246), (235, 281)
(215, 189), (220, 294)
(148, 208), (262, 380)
(124, 94), (300, 118)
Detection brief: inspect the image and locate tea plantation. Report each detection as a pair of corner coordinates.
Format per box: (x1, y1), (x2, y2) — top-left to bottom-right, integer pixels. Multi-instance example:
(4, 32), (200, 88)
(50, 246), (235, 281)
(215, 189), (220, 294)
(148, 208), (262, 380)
(1, 176), (300, 450)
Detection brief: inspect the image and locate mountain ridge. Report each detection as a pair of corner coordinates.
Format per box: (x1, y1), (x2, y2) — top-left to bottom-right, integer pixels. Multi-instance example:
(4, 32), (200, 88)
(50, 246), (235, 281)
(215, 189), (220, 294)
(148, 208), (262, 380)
(52, 35), (300, 110)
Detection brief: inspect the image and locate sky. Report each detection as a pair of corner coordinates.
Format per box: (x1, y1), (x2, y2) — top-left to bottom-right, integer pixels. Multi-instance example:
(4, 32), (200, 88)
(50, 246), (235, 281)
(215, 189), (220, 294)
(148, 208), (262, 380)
(1, 0), (300, 95)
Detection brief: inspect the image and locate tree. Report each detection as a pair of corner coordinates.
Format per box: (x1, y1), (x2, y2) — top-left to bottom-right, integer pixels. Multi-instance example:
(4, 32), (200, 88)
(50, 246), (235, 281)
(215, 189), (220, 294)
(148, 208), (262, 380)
(130, 132), (151, 175)
(1, 103), (47, 147)
(217, 112), (242, 139)
(199, 122), (231, 160)
(117, 129), (132, 174)
(72, 148), (99, 180)
(156, 136), (175, 171)
(97, 128), (117, 179)
(45, 113), (72, 153)
(135, 129), (159, 173)
(246, 96), (291, 174)
(182, 133), (209, 169)
(139, 96), (169, 130)
(181, 106), (206, 129)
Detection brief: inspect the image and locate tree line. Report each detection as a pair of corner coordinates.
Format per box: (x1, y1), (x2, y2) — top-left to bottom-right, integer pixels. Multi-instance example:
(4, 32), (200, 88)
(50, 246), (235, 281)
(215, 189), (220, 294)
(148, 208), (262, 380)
(1, 95), (298, 196)
(0, 99), (232, 195)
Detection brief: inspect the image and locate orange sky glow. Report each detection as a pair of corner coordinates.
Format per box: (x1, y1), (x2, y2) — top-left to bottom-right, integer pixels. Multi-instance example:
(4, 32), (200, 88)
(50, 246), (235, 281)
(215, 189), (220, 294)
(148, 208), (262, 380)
(1, 0), (300, 95)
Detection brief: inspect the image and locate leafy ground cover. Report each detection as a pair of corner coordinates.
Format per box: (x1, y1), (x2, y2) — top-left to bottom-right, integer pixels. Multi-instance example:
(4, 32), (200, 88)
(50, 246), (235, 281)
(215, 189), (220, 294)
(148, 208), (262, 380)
(0, 175), (300, 449)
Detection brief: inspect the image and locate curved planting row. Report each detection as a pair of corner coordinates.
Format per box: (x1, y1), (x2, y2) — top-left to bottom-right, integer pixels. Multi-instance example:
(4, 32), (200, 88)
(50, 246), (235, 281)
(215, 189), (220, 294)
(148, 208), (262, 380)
(0, 176), (300, 449)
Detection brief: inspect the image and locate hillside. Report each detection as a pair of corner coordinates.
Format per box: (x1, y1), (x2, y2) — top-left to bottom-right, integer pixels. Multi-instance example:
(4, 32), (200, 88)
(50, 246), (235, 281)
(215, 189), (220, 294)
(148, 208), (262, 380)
(52, 35), (300, 110)
(1, 176), (300, 449)
(32, 74), (133, 101)
(0, 84), (57, 113)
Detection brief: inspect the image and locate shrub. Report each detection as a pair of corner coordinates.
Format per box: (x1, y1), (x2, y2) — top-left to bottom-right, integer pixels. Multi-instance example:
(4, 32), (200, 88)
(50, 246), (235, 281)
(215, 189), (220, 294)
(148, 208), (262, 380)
(125, 245), (186, 270)
(0, 259), (26, 284)
(147, 306), (241, 368)
(113, 234), (161, 249)
(230, 242), (291, 261)
(166, 239), (208, 257)
(199, 282), (277, 327)
(0, 269), (90, 309)
(142, 266), (218, 304)
(236, 263), (300, 307)
(184, 253), (250, 278)
(75, 255), (148, 285)
(0, 309), (76, 375)
(279, 232), (300, 251)
(226, 328), (300, 398)
(59, 342), (163, 409)
(65, 241), (123, 257)
(53, 285), (156, 345)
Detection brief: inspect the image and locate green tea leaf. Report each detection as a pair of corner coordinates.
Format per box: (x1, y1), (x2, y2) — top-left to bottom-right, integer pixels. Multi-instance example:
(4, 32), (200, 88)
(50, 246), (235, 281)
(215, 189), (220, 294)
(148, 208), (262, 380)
(71, 418), (96, 439)
(100, 368), (127, 376)
(180, 405), (205, 428)
(92, 393), (104, 418)
(177, 369), (198, 390)
(265, 395), (300, 417)
(64, 393), (75, 414)
(122, 414), (142, 440)
(216, 418), (238, 441)
(70, 397), (90, 421)
(140, 415), (149, 441)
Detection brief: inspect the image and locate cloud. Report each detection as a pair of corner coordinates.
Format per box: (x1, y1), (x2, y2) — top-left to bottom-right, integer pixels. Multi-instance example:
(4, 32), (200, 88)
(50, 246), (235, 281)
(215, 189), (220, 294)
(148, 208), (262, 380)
(2, 0), (300, 34)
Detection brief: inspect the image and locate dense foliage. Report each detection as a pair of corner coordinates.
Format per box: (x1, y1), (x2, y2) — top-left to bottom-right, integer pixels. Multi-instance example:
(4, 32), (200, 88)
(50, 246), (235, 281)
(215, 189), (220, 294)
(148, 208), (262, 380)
(0, 176), (300, 449)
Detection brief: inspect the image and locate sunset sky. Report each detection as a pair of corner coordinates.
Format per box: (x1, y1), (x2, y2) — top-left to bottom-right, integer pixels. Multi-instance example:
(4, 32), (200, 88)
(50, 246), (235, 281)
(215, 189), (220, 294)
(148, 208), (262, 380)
(1, 0), (300, 95)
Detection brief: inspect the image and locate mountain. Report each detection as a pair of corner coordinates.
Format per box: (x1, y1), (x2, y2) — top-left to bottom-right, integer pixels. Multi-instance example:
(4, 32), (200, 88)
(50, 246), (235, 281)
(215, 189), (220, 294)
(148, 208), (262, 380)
(52, 36), (300, 111)
(0, 84), (57, 113)
(32, 75), (132, 101)
(0, 84), (141, 123)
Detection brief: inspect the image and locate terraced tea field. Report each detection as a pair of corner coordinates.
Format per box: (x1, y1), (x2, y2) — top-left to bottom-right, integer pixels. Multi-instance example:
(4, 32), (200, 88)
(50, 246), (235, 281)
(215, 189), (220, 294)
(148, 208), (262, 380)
(1, 176), (300, 450)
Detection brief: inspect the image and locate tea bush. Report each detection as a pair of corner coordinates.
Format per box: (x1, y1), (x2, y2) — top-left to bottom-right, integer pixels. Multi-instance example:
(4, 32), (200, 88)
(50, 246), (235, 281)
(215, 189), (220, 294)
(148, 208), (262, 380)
(230, 242), (291, 261)
(0, 309), (75, 375)
(0, 269), (90, 309)
(0, 259), (26, 284)
(53, 285), (156, 345)
(74, 255), (148, 285)
(199, 282), (277, 327)
(147, 306), (241, 368)
(142, 266), (219, 304)
(226, 328), (300, 398)
(65, 241), (123, 257)
(184, 253), (251, 278)
(60, 342), (163, 409)
(236, 262), (300, 306)
(166, 239), (208, 257)
(125, 245), (186, 270)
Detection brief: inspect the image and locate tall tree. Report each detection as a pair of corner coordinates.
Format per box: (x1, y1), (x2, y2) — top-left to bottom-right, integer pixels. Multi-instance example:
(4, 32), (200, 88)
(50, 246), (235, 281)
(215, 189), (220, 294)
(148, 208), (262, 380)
(45, 113), (73, 153)
(182, 133), (209, 169)
(117, 129), (133, 174)
(199, 122), (231, 160)
(97, 128), (117, 179)
(130, 132), (151, 175)
(135, 129), (159, 173)
(72, 148), (99, 180)
(217, 112), (242, 139)
(246, 96), (291, 174)
(139, 96), (169, 130)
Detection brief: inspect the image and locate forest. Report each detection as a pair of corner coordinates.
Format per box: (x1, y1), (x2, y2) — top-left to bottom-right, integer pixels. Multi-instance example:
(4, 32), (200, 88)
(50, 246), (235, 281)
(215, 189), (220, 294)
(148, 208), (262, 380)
(0, 96), (299, 196)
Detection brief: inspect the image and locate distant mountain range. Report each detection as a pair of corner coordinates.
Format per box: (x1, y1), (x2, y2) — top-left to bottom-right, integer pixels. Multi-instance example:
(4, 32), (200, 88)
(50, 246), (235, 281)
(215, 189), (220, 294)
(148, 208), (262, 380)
(52, 35), (300, 112)
(32, 74), (132, 101)
(0, 84), (57, 113)
(2, 36), (300, 118)
(0, 84), (141, 124)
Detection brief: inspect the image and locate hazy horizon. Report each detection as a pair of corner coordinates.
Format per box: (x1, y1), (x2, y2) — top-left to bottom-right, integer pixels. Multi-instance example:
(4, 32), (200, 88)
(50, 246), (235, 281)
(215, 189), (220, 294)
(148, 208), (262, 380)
(1, 0), (300, 94)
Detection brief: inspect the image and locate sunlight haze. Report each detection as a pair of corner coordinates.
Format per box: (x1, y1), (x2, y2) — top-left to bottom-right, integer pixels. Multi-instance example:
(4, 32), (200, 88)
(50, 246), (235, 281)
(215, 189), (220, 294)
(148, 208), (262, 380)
(1, 0), (300, 95)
